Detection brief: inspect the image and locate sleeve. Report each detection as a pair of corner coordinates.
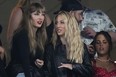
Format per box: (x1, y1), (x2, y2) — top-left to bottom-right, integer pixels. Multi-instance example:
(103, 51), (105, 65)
(14, 31), (32, 77)
(0, 58), (7, 77)
(43, 43), (54, 77)
(72, 44), (93, 77)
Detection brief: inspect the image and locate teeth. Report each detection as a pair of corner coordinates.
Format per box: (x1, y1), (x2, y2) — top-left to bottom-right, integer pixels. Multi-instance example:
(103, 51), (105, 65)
(37, 21), (42, 24)
(57, 29), (61, 32)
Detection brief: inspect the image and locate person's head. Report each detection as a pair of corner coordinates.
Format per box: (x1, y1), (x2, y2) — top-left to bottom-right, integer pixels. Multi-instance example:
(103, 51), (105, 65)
(53, 11), (84, 63)
(28, 3), (45, 28)
(55, 0), (84, 23)
(26, 3), (47, 54)
(93, 31), (112, 56)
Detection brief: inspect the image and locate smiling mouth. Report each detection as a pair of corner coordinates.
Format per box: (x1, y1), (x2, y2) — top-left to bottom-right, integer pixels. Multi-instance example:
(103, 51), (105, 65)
(57, 29), (62, 32)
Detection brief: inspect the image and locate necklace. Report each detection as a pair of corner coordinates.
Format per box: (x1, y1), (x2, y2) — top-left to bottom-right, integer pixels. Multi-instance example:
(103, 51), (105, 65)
(96, 58), (110, 62)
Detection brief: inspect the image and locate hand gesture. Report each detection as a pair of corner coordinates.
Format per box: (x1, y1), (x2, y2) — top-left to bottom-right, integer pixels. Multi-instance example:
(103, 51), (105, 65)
(35, 59), (44, 68)
(58, 63), (72, 70)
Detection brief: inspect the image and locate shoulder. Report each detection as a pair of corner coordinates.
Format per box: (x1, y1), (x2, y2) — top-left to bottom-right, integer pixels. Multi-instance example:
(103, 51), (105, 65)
(84, 9), (108, 19)
(85, 9), (105, 15)
(11, 7), (23, 17)
(13, 29), (28, 41)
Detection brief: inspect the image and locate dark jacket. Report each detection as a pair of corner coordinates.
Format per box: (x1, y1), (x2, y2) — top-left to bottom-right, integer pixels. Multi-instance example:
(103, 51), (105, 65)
(6, 29), (45, 77)
(0, 37), (7, 77)
(0, 58), (7, 77)
(44, 38), (93, 77)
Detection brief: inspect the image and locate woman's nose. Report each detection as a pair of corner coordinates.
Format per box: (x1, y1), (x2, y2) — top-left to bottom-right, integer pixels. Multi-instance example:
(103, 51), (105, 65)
(100, 43), (103, 46)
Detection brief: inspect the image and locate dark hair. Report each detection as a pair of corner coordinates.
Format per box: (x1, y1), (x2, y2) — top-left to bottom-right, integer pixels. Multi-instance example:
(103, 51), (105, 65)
(93, 31), (112, 52)
(54, 0), (85, 14)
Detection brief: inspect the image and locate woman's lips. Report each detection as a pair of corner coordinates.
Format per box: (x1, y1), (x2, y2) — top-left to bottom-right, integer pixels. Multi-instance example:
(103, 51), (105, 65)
(37, 21), (42, 24)
(99, 47), (104, 51)
(56, 28), (62, 33)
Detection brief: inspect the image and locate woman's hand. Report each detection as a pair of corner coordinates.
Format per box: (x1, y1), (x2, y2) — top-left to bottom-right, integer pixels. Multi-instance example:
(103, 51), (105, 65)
(0, 46), (5, 60)
(58, 63), (73, 70)
(87, 45), (95, 54)
(35, 59), (44, 68)
(83, 26), (96, 38)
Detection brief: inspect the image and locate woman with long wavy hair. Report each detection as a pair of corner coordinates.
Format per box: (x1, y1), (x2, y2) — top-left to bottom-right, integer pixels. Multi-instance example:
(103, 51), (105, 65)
(44, 11), (92, 77)
(6, 3), (47, 77)
(7, 0), (50, 44)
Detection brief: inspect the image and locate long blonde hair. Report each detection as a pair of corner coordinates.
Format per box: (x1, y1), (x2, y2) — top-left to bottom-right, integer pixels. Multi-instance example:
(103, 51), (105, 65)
(53, 11), (84, 63)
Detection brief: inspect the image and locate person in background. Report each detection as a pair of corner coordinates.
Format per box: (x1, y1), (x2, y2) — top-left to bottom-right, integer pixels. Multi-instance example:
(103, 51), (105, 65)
(54, 0), (116, 58)
(0, 24), (7, 77)
(92, 31), (116, 77)
(80, 8), (116, 45)
(6, 3), (47, 77)
(7, 0), (30, 43)
(44, 11), (92, 77)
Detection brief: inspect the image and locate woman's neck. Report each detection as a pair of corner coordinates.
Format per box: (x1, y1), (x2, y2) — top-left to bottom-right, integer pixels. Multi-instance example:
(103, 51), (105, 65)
(33, 27), (38, 35)
(96, 55), (110, 62)
(60, 36), (66, 45)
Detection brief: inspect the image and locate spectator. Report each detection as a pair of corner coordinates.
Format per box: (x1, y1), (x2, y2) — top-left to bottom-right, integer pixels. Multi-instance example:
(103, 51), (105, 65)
(44, 11), (92, 77)
(92, 31), (116, 77)
(6, 3), (47, 77)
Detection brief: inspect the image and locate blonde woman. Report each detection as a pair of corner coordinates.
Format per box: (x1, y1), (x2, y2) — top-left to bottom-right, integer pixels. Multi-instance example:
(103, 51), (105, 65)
(6, 3), (47, 77)
(44, 11), (92, 77)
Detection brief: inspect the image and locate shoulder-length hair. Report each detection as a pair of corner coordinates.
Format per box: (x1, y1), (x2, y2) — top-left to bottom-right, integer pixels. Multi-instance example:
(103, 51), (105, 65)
(93, 31), (112, 55)
(26, 3), (47, 55)
(52, 11), (84, 63)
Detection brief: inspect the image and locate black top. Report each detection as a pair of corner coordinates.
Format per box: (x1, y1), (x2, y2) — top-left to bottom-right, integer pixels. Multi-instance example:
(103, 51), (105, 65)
(46, 21), (54, 42)
(8, 29), (44, 77)
(0, 58), (7, 77)
(44, 38), (93, 77)
(0, 34), (7, 77)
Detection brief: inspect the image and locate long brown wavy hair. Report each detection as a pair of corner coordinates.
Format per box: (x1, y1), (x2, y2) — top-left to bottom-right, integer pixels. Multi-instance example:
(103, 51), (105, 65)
(26, 3), (47, 55)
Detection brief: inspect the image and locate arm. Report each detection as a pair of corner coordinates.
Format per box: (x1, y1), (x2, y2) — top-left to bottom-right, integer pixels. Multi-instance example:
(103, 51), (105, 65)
(43, 43), (54, 77)
(14, 31), (31, 77)
(7, 7), (23, 42)
(72, 46), (93, 77)
(58, 44), (93, 77)
(100, 10), (116, 43)
(108, 32), (116, 43)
